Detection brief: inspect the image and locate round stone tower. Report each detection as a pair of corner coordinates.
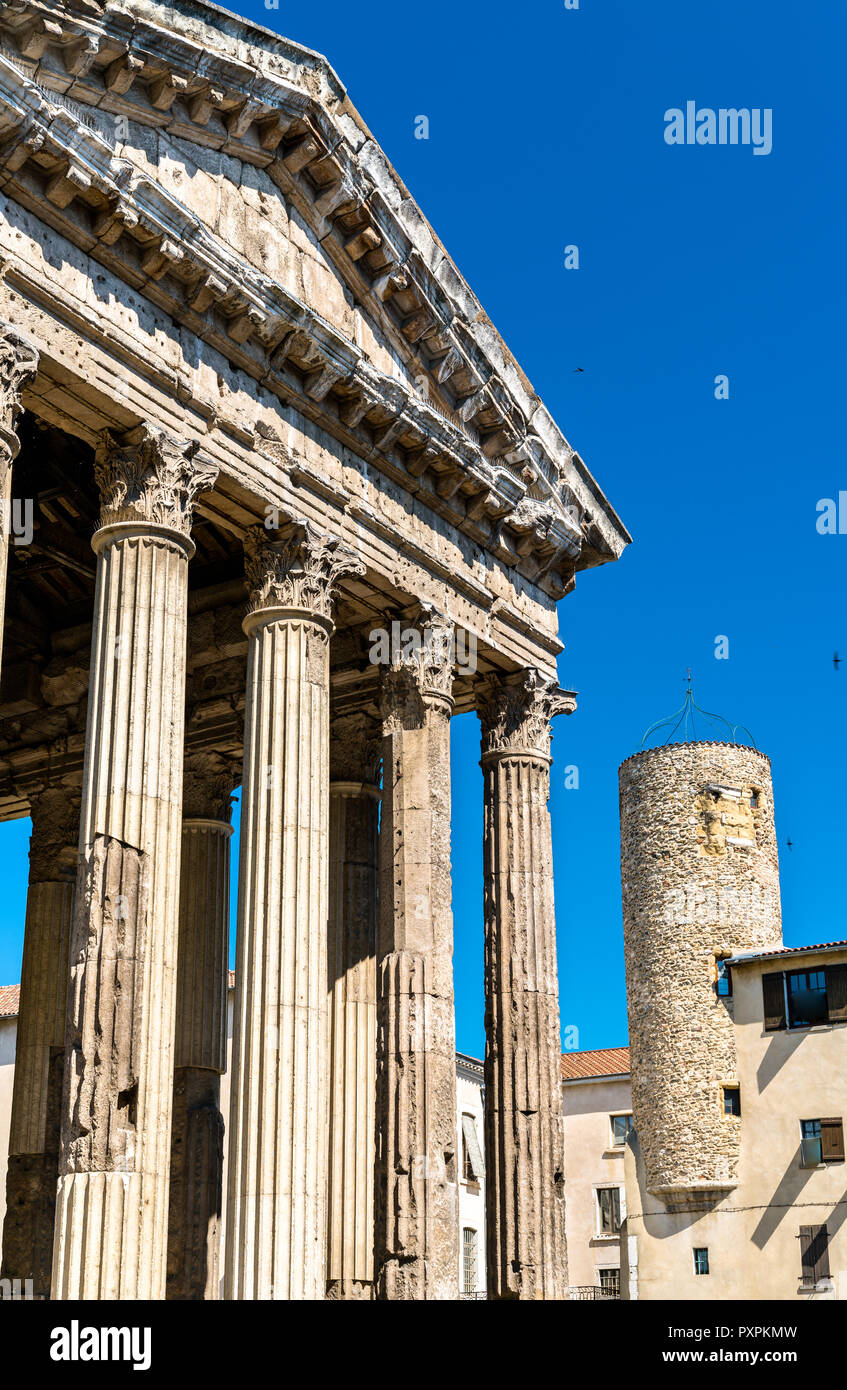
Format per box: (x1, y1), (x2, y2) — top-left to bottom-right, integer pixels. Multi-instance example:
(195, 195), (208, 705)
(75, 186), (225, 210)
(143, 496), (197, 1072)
(619, 734), (782, 1209)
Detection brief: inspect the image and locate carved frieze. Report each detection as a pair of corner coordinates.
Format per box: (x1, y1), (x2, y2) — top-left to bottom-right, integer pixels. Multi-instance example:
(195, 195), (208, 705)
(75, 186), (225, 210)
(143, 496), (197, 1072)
(93, 424), (218, 536)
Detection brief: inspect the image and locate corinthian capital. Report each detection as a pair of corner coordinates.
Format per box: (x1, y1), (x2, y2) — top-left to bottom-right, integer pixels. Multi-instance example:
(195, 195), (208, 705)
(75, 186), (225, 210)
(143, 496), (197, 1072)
(330, 712), (382, 786)
(93, 424), (218, 535)
(244, 520), (364, 620)
(0, 324), (39, 468)
(478, 669), (576, 760)
(379, 605), (455, 727)
(182, 750), (241, 823)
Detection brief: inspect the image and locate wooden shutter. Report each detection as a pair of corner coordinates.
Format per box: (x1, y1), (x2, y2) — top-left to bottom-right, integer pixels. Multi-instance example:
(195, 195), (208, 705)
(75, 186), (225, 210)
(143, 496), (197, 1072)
(813, 1227), (830, 1282)
(826, 964), (847, 1024)
(762, 972), (786, 1031)
(800, 1226), (831, 1284)
(821, 1119), (845, 1162)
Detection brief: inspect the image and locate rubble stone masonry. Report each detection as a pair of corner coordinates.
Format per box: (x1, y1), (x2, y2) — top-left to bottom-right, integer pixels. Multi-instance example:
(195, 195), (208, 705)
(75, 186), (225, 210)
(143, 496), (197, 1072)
(619, 742), (782, 1207)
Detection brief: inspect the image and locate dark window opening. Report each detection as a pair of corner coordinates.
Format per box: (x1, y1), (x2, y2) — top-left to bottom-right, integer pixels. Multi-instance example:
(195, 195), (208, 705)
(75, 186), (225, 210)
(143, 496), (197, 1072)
(763, 963), (847, 1032)
(788, 970), (828, 1027)
(693, 1248), (710, 1276)
(598, 1268), (621, 1298)
(597, 1187), (622, 1235)
(716, 959), (732, 997)
(724, 1086), (741, 1117)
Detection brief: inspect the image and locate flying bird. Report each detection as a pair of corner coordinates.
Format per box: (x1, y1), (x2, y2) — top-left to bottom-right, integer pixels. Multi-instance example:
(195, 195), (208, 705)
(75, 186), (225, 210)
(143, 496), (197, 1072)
(786, 838), (793, 852)
(834, 652), (841, 671)
(573, 367), (584, 373)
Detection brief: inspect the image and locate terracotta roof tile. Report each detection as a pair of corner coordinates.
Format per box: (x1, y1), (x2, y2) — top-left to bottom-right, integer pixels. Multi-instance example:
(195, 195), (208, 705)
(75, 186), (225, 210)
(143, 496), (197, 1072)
(561, 1047), (630, 1080)
(0, 983), (20, 1018)
(727, 939), (847, 965)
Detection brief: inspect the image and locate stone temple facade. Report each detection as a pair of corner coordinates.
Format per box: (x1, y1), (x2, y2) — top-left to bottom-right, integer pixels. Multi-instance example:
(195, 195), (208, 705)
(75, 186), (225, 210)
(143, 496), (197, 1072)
(0, 0), (629, 1300)
(619, 741), (782, 1211)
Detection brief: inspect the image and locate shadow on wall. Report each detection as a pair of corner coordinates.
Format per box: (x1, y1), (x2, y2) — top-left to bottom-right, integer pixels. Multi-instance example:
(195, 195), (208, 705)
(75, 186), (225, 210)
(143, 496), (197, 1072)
(756, 1027), (812, 1095)
(751, 1145), (816, 1249)
(626, 1132), (723, 1240)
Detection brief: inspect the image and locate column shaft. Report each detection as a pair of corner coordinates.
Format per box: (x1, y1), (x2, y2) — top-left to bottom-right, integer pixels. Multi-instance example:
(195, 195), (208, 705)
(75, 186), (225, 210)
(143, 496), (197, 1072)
(225, 522), (363, 1300)
(2, 787), (79, 1296)
(167, 784), (233, 1301)
(479, 672), (574, 1300)
(375, 617), (459, 1301)
(52, 425), (216, 1300)
(326, 715), (380, 1299)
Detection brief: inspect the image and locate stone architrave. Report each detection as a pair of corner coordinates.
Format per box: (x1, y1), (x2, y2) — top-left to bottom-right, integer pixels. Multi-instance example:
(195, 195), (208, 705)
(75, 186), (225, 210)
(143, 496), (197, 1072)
(1, 783), (81, 1297)
(225, 520), (364, 1301)
(326, 712), (381, 1300)
(167, 752), (237, 1301)
(0, 324), (38, 685)
(374, 610), (459, 1300)
(52, 424), (217, 1301)
(477, 669), (575, 1300)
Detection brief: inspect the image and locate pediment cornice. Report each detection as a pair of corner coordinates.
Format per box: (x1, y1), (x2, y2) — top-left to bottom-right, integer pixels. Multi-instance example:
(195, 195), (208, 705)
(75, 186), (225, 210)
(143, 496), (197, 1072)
(0, 0), (631, 593)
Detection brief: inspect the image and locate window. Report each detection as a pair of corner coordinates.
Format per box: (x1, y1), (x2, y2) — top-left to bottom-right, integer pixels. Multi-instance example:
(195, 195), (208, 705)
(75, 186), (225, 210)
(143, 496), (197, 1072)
(462, 1228), (477, 1295)
(749, 791), (760, 809)
(597, 1187), (622, 1235)
(693, 1248), (710, 1276)
(716, 959), (732, 997)
(788, 970), (828, 1027)
(762, 963), (847, 1032)
(723, 1086), (741, 1117)
(598, 1267), (620, 1298)
(801, 1118), (844, 1167)
(611, 1114), (634, 1147)
(799, 1226), (830, 1287)
(461, 1114), (484, 1183)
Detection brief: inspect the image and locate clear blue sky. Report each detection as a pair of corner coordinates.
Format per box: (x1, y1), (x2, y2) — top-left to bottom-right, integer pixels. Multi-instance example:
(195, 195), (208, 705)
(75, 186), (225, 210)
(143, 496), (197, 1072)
(1, 0), (845, 1061)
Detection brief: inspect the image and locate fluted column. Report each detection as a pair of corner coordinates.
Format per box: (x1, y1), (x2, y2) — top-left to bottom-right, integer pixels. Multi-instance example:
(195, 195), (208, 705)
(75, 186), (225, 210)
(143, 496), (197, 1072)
(478, 670), (575, 1300)
(375, 611), (459, 1300)
(326, 713), (380, 1300)
(1, 783), (80, 1297)
(0, 325), (38, 684)
(225, 521), (364, 1301)
(167, 753), (236, 1301)
(52, 424), (217, 1301)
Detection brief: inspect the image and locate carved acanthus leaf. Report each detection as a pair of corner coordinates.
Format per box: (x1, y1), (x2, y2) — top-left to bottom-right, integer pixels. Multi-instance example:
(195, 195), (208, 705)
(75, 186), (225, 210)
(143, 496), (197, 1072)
(182, 750), (241, 823)
(244, 519), (364, 620)
(94, 423), (218, 535)
(478, 669), (576, 759)
(379, 606), (455, 726)
(0, 323), (39, 468)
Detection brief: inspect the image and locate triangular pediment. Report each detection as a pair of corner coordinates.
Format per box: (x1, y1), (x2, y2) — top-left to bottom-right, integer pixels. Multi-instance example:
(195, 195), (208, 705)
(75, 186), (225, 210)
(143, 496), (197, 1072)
(0, 0), (630, 596)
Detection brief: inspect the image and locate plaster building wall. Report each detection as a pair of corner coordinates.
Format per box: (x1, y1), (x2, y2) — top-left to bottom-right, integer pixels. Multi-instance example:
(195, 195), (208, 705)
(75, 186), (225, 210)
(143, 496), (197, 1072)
(561, 1058), (631, 1292)
(456, 1055), (486, 1296)
(620, 742), (782, 1204)
(0, 1014), (15, 1239)
(623, 943), (847, 1300)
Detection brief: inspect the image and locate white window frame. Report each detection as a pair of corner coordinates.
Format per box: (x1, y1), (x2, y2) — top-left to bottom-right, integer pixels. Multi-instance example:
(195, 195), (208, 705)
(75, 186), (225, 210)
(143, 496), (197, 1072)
(609, 1112), (634, 1148)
